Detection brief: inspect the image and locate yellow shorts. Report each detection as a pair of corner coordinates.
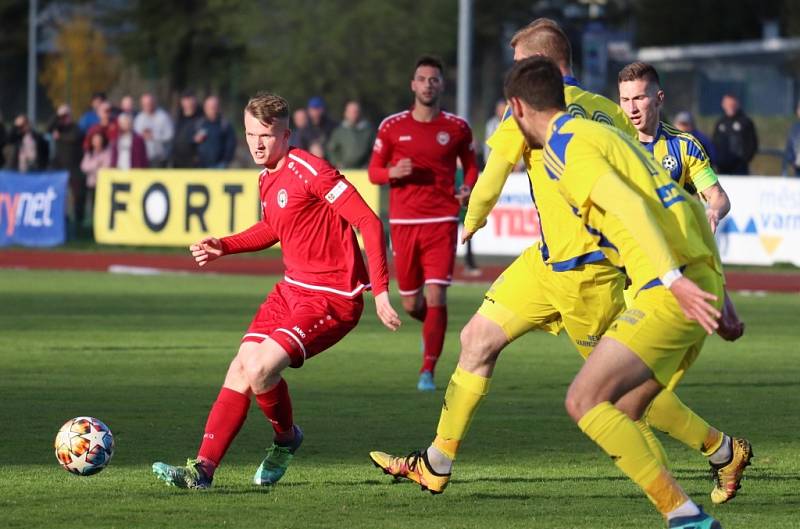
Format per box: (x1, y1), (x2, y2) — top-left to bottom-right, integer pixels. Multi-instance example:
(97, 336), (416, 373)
(605, 263), (724, 386)
(478, 245), (626, 358)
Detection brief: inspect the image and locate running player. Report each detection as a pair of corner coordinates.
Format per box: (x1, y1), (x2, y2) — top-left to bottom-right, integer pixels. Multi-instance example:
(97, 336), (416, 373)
(618, 61), (745, 343)
(368, 56), (479, 391)
(152, 92), (400, 489)
(508, 56), (725, 528)
(370, 19), (749, 507)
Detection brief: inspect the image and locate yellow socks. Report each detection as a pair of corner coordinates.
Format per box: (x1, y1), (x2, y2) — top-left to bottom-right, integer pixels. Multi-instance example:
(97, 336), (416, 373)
(635, 419), (670, 469)
(579, 402), (688, 514)
(432, 366), (491, 460)
(646, 389), (724, 454)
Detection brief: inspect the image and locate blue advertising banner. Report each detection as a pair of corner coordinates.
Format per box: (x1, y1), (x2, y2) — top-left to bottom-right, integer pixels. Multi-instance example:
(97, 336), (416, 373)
(0, 171), (68, 247)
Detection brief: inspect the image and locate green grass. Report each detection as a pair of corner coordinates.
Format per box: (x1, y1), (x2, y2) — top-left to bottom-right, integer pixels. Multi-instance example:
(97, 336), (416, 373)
(0, 270), (797, 528)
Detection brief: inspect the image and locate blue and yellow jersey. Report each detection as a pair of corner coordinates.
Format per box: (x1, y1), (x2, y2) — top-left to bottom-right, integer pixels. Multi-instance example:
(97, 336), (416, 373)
(485, 77), (638, 271)
(542, 112), (722, 292)
(641, 121), (718, 195)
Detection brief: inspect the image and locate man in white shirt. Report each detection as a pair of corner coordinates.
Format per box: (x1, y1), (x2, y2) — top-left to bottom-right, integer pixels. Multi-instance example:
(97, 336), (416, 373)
(133, 93), (174, 167)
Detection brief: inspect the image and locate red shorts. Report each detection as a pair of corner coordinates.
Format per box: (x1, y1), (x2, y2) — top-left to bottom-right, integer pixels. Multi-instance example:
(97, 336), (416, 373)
(389, 221), (457, 296)
(241, 281), (364, 368)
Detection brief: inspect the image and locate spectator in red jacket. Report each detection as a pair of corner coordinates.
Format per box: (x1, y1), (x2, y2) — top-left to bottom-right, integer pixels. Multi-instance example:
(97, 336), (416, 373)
(111, 113), (148, 169)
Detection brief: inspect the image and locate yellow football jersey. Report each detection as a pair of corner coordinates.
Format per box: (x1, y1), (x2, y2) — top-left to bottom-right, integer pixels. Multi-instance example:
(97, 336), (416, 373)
(542, 112), (722, 293)
(486, 77), (638, 270)
(643, 122), (718, 194)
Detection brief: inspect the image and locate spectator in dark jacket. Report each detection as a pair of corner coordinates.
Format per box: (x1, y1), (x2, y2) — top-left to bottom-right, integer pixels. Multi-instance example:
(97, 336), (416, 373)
(49, 104), (86, 225)
(713, 93), (758, 175)
(9, 114), (49, 172)
(289, 108), (310, 148)
(326, 101), (374, 168)
(296, 96), (336, 155)
(111, 113), (148, 169)
(172, 92), (203, 168)
(783, 101), (800, 176)
(195, 96), (236, 168)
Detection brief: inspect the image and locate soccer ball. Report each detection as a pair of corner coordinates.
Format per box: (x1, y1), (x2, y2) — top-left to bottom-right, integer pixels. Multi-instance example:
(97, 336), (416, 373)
(54, 417), (115, 476)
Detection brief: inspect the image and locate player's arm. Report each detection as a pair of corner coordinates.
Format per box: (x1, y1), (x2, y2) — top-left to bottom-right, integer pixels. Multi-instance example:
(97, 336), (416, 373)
(190, 222), (279, 267)
(367, 127), (411, 185)
(462, 153), (514, 242)
(684, 137), (730, 232)
(455, 127), (480, 207)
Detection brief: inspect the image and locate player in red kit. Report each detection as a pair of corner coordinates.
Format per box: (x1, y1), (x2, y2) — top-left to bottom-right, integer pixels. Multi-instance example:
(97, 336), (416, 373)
(152, 92), (401, 489)
(369, 56), (479, 392)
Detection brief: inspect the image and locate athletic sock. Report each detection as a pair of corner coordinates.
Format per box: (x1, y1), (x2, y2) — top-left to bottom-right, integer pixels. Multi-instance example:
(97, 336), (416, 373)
(255, 378), (295, 445)
(426, 445), (453, 474)
(197, 387), (251, 475)
(646, 389), (721, 453)
(421, 305), (447, 373)
(666, 499), (702, 520)
(708, 434), (733, 466)
(578, 402), (688, 515)
(635, 419), (670, 469)
(431, 366), (491, 460)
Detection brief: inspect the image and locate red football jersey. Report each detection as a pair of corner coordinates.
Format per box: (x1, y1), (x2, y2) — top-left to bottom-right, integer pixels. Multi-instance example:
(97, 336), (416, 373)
(368, 109), (479, 224)
(221, 148), (389, 298)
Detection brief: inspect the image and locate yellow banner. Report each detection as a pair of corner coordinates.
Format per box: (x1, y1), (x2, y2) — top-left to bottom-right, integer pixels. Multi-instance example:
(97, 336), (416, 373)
(94, 169), (379, 246)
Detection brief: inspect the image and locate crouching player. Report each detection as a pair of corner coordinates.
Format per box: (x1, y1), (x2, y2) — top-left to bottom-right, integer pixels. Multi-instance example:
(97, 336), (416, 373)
(508, 57), (728, 527)
(152, 92), (401, 489)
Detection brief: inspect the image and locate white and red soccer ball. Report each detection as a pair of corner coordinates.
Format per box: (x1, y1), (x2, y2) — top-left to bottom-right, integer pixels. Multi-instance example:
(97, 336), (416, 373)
(54, 417), (114, 476)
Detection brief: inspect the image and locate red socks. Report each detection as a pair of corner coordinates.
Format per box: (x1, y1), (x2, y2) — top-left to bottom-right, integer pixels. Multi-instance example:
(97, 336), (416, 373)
(197, 387), (251, 474)
(421, 305), (447, 373)
(255, 378), (295, 444)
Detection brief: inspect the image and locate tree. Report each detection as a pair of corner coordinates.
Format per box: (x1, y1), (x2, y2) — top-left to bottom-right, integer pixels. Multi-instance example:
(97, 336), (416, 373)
(40, 15), (119, 113)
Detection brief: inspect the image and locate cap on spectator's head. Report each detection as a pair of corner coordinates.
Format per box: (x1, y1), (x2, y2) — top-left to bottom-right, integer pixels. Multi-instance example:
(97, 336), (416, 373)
(92, 91), (107, 101)
(57, 104), (71, 116)
(307, 96), (325, 109)
(181, 89), (196, 99)
(673, 111), (693, 126)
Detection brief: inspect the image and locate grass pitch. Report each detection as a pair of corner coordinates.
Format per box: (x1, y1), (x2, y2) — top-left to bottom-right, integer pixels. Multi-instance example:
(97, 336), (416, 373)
(1, 269), (798, 528)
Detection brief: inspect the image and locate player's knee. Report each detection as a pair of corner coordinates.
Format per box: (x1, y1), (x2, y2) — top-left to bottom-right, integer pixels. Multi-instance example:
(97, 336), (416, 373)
(401, 296), (420, 315)
(459, 318), (503, 365)
(564, 385), (594, 423)
(424, 285), (447, 307)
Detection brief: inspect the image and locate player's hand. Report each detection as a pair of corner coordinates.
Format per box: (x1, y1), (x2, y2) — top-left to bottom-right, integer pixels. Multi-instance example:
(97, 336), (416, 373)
(388, 158), (413, 179)
(455, 184), (472, 207)
(706, 208), (720, 233)
(668, 277), (720, 335)
(374, 291), (401, 331)
(717, 289), (745, 341)
(190, 237), (224, 267)
(460, 219), (486, 244)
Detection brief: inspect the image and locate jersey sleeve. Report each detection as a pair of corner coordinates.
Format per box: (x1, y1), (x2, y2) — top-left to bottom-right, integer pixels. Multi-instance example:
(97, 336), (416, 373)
(220, 221), (279, 254)
(464, 152), (514, 232)
(307, 162), (358, 213)
(367, 125), (393, 185)
(458, 126), (479, 188)
(681, 136), (718, 193)
(485, 108), (525, 166)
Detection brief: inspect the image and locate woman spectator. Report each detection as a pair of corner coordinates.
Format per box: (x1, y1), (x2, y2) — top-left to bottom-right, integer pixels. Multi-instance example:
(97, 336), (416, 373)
(110, 113), (148, 169)
(80, 131), (112, 224)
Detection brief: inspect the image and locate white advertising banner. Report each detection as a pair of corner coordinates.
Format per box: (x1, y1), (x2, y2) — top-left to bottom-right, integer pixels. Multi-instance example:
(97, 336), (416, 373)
(460, 173), (800, 266)
(715, 176), (800, 266)
(458, 172), (541, 256)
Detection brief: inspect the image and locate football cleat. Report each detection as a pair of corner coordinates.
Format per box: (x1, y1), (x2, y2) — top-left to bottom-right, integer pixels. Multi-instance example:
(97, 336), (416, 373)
(668, 506), (721, 529)
(152, 458), (212, 489)
(369, 449), (450, 494)
(253, 425), (303, 485)
(710, 437), (753, 504)
(417, 371), (436, 392)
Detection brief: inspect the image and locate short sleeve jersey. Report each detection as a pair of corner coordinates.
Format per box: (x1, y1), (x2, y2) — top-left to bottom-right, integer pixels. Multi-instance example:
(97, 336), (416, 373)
(642, 121), (718, 194)
(542, 113), (722, 292)
(371, 110), (476, 223)
(259, 147), (371, 297)
(486, 77), (639, 270)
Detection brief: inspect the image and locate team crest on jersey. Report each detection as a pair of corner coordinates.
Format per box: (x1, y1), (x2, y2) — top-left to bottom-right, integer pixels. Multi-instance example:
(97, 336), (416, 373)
(436, 131), (450, 146)
(661, 154), (678, 172)
(277, 189), (288, 208)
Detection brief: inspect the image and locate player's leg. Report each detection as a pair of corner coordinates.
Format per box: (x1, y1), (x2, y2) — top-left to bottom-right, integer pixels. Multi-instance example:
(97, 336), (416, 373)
(151, 353), (253, 489)
(414, 222), (457, 389)
(391, 224), (427, 321)
(565, 338), (719, 527)
(370, 246), (561, 493)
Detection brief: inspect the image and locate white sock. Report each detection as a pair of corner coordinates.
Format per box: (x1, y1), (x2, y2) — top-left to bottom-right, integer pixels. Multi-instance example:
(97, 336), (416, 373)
(425, 445), (452, 474)
(666, 499), (701, 520)
(708, 434), (732, 466)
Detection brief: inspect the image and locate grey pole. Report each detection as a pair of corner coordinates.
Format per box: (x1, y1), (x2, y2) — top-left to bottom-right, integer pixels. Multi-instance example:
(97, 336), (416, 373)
(27, 0), (38, 123)
(456, 0), (473, 122)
